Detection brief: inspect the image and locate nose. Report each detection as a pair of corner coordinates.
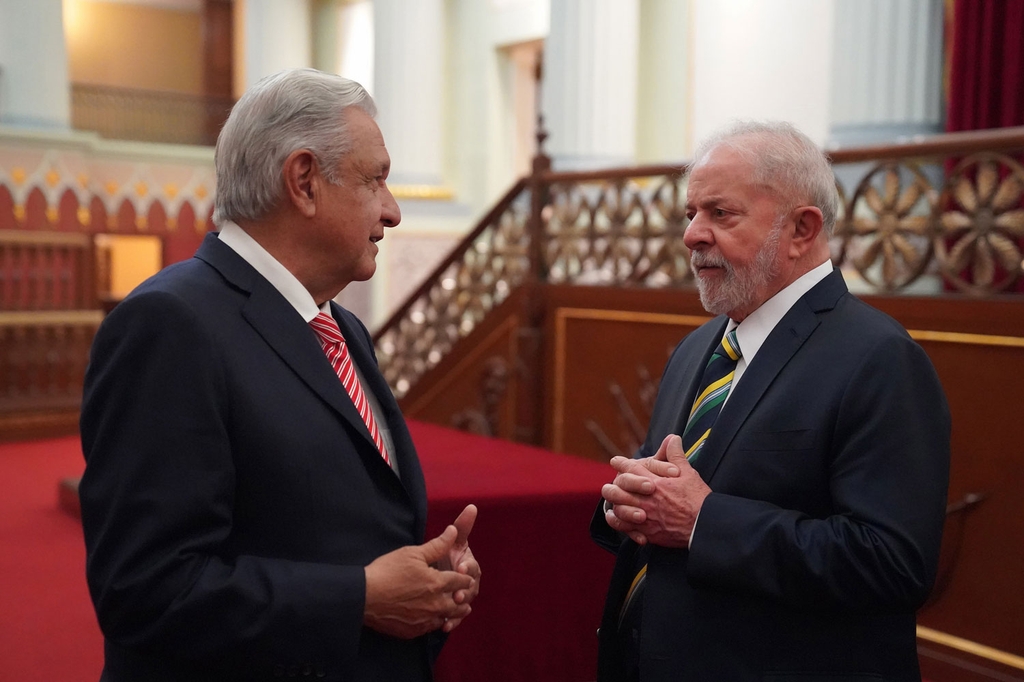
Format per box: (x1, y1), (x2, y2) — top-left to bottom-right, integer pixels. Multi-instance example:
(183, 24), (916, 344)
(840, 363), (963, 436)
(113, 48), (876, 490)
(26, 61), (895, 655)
(683, 212), (711, 251)
(382, 184), (401, 227)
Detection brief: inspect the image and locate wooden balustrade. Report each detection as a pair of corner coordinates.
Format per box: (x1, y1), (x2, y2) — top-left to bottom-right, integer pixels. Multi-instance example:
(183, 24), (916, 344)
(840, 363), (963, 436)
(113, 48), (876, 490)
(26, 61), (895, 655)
(0, 311), (101, 411)
(0, 231), (99, 439)
(0, 310), (101, 439)
(375, 126), (1024, 402)
(0, 230), (95, 311)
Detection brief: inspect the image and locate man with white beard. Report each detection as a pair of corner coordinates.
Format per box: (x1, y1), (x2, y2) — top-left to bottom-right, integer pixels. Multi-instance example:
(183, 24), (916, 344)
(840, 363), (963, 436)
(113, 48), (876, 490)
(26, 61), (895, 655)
(591, 121), (951, 682)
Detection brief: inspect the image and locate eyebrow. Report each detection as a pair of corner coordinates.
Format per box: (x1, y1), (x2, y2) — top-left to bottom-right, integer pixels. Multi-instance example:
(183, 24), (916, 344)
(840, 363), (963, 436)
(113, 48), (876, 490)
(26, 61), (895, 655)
(686, 195), (728, 210)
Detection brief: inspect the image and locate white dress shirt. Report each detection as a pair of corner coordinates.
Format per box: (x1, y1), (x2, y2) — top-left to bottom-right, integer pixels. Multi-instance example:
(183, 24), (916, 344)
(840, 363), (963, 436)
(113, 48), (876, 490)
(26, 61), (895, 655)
(727, 259), (834, 399)
(217, 222), (398, 473)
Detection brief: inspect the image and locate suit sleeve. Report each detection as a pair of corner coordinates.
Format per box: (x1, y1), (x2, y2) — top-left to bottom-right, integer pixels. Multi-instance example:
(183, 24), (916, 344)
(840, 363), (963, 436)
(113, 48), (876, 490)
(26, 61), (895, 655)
(79, 290), (365, 678)
(686, 332), (951, 612)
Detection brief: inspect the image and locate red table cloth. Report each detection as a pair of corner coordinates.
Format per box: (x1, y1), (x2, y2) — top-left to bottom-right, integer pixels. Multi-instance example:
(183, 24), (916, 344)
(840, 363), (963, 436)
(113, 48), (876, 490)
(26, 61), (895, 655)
(411, 421), (616, 682)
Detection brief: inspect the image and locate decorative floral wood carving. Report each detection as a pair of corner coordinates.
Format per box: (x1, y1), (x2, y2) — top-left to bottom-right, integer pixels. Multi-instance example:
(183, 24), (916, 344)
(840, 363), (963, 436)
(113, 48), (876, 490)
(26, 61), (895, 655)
(842, 162), (939, 292)
(376, 195), (531, 398)
(934, 153), (1024, 294)
(546, 175), (692, 287)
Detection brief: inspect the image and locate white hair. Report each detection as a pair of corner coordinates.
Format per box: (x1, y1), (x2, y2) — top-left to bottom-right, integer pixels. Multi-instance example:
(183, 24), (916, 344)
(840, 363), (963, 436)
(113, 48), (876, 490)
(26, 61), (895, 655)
(689, 121), (839, 237)
(213, 68), (377, 225)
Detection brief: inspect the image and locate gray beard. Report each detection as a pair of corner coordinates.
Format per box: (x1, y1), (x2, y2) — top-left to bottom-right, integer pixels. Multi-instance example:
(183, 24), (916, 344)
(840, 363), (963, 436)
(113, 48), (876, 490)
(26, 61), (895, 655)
(693, 226), (783, 317)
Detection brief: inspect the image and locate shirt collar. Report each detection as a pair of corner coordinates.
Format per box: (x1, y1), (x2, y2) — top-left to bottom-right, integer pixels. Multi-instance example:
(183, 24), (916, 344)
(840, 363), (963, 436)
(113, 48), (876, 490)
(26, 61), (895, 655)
(216, 221), (329, 322)
(733, 259), (833, 366)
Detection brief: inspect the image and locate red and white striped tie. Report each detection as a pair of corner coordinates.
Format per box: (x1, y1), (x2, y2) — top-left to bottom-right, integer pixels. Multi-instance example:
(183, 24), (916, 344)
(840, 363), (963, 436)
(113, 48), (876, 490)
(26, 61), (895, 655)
(309, 312), (391, 466)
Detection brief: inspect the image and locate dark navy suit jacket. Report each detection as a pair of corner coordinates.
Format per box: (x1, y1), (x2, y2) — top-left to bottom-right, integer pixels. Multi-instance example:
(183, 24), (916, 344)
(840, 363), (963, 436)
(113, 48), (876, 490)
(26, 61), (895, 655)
(592, 269), (951, 682)
(80, 234), (436, 681)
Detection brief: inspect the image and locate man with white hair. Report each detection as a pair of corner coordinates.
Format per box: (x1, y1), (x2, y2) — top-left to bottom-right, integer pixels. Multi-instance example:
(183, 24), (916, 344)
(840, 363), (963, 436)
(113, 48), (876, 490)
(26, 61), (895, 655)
(79, 68), (480, 682)
(593, 121), (950, 681)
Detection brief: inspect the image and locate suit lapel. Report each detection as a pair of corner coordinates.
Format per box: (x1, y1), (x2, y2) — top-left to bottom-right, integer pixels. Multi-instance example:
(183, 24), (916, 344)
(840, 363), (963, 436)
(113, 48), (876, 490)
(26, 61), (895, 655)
(334, 303), (428, 534)
(671, 318), (729, 438)
(194, 236), (381, 456)
(691, 270), (848, 482)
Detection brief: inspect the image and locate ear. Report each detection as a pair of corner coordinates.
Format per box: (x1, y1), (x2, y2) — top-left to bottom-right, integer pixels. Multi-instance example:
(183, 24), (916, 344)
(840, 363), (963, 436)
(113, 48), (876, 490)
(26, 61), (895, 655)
(788, 206), (825, 258)
(282, 149), (319, 219)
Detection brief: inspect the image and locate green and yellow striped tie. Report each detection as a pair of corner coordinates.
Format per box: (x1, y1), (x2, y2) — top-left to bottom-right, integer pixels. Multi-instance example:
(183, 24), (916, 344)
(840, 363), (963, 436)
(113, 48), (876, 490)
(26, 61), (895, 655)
(679, 329), (742, 461)
(616, 329), (743, 631)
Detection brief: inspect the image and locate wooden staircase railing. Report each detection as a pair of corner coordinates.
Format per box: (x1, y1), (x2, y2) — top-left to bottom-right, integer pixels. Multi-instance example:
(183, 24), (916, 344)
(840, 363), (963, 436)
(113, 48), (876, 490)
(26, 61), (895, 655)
(374, 126), (1024, 400)
(374, 179), (532, 398)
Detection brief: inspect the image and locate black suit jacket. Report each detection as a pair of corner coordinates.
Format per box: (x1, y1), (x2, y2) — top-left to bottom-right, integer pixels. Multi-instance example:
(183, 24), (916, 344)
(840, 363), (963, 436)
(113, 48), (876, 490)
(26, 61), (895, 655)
(592, 270), (950, 682)
(80, 234), (437, 682)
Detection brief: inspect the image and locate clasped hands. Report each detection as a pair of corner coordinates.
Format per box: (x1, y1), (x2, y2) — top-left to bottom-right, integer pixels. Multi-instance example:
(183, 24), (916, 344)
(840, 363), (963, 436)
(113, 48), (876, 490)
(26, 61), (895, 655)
(364, 504), (481, 639)
(601, 434), (712, 548)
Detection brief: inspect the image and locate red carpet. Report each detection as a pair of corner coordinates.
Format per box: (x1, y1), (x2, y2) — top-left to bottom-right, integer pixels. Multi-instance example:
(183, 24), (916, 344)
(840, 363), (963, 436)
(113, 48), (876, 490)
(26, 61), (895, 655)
(0, 425), (616, 682)
(0, 436), (103, 681)
(0, 428), (942, 682)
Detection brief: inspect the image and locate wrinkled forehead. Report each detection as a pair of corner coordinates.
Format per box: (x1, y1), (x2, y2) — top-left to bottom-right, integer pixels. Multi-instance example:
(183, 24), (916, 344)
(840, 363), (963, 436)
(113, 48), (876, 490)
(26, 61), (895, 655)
(690, 140), (793, 206)
(687, 146), (757, 194)
(691, 134), (763, 172)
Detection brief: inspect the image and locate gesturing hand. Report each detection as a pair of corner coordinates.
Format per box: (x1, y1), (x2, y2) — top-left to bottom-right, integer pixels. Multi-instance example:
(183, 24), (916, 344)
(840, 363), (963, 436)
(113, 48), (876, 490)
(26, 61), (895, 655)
(363, 524), (475, 639)
(601, 434), (711, 548)
(435, 504), (481, 633)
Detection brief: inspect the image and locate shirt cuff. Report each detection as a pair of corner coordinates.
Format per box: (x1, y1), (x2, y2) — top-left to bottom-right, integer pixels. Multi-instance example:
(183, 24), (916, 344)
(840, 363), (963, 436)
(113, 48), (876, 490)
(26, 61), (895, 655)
(689, 508), (702, 548)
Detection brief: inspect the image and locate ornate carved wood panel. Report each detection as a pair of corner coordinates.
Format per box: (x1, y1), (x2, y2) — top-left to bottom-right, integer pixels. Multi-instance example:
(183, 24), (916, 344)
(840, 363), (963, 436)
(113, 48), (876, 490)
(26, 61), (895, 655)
(400, 290), (530, 442)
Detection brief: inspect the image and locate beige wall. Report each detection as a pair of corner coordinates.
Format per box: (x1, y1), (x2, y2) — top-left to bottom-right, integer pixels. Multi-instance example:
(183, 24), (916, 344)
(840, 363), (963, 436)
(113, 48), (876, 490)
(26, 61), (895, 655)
(95, 234), (163, 298)
(64, 0), (203, 93)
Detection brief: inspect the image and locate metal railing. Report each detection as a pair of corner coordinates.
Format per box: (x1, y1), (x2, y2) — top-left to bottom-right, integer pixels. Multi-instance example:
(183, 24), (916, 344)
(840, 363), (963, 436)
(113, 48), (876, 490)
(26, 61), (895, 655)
(71, 83), (234, 147)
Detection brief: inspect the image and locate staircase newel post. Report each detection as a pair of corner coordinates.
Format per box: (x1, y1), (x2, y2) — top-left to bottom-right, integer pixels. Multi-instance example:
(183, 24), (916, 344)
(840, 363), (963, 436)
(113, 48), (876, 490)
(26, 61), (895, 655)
(512, 54), (553, 446)
(527, 143), (551, 285)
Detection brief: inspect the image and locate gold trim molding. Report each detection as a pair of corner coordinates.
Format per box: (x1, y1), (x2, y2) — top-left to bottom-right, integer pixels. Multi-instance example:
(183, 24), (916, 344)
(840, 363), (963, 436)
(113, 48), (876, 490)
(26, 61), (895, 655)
(552, 307), (711, 452)
(909, 329), (1024, 348)
(0, 229), (90, 246)
(917, 625), (1024, 671)
(389, 184), (455, 201)
(0, 310), (104, 327)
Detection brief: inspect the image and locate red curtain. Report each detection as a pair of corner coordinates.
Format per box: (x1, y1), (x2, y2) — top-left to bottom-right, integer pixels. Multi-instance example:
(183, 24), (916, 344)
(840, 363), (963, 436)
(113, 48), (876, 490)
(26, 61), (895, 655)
(944, 0), (1024, 293)
(946, 0), (1024, 131)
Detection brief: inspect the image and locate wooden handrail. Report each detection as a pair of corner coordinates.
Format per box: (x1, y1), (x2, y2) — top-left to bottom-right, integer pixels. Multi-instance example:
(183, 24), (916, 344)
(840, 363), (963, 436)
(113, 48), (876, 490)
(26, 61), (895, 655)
(535, 127), (1024, 184)
(0, 230), (91, 246)
(828, 126), (1024, 163)
(0, 310), (104, 326)
(540, 163), (687, 184)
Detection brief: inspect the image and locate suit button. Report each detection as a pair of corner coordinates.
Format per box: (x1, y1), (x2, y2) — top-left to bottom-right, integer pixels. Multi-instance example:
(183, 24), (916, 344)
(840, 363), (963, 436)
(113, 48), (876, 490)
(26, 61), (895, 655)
(302, 664), (313, 676)
(315, 665), (326, 678)
(273, 665), (285, 678)
(288, 664), (299, 677)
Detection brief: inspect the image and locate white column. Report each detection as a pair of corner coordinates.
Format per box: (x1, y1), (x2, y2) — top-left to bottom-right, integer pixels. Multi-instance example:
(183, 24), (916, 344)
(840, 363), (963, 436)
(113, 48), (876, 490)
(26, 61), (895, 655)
(337, 1), (375, 95)
(372, 0), (444, 186)
(240, 0), (313, 89)
(691, 0), (836, 146)
(0, 0), (70, 130)
(636, 0), (690, 163)
(312, 0), (342, 75)
(829, 0), (944, 144)
(542, 0), (640, 170)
